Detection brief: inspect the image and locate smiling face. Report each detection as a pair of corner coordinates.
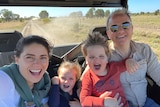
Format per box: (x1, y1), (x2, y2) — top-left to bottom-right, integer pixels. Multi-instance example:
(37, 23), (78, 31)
(58, 68), (77, 95)
(107, 13), (133, 48)
(86, 45), (108, 76)
(15, 43), (49, 88)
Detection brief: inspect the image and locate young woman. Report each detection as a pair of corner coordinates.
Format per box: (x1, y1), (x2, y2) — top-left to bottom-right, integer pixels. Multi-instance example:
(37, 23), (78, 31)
(0, 35), (51, 107)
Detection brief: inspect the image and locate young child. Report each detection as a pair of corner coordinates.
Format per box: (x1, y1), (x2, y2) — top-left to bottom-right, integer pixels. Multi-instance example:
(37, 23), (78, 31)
(48, 60), (82, 107)
(80, 32), (138, 107)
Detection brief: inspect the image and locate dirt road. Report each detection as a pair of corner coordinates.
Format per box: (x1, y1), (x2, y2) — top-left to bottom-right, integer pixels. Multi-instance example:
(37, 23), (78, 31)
(21, 20), (64, 46)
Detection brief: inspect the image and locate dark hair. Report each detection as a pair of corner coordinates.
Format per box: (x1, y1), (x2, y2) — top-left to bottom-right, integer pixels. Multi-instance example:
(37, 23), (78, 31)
(81, 32), (110, 57)
(15, 35), (51, 57)
(106, 8), (132, 30)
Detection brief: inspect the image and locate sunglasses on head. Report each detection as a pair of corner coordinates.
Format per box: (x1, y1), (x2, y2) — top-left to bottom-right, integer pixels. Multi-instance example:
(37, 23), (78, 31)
(110, 22), (131, 33)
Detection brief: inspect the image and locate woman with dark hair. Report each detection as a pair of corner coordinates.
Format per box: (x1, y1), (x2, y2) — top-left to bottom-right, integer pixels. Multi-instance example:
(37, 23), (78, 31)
(0, 35), (51, 107)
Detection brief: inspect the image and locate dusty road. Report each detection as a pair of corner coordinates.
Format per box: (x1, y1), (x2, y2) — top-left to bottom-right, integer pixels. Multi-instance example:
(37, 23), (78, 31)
(21, 20), (64, 46)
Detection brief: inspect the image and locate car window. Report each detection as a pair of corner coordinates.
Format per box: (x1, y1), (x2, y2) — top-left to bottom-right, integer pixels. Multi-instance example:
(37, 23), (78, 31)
(0, 0), (160, 59)
(0, 6), (121, 47)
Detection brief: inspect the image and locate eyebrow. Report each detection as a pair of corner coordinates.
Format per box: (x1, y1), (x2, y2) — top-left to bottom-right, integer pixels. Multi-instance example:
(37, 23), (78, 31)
(111, 21), (130, 26)
(122, 21), (130, 24)
(111, 24), (117, 26)
(24, 54), (34, 56)
(24, 54), (48, 57)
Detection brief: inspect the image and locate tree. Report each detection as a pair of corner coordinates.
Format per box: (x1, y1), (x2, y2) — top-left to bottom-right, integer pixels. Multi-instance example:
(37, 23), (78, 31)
(140, 12), (145, 15)
(95, 9), (104, 17)
(0, 9), (13, 21)
(154, 9), (159, 15)
(85, 8), (94, 18)
(12, 14), (20, 20)
(105, 10), (110, 17)
(69, 11), (83, 17)
(91, 7), (96, 14)
(39, 10), (49, 18)
(146, 12), (150, 15)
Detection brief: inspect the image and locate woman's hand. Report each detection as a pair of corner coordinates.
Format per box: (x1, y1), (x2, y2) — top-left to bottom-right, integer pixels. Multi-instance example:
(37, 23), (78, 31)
(103, 93), (123, 107)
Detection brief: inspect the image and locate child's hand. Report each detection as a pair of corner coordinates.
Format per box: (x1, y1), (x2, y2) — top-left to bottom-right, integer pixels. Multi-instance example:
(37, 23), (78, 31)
(69, 98), (81, 107)
(99, 91), (112, 98)
(125, 58), (139, 73)
(51, 76), (59, 85)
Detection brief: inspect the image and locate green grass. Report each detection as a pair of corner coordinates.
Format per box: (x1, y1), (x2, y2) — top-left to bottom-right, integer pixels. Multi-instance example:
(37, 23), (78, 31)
(131, 15), (160, 60)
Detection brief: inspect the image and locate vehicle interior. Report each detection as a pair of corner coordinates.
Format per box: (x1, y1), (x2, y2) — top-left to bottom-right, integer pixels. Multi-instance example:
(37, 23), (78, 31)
(0, 0), (160, 105)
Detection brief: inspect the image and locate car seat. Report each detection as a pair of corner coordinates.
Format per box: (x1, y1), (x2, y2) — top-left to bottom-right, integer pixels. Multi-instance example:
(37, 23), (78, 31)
(0, 30), (22, 67)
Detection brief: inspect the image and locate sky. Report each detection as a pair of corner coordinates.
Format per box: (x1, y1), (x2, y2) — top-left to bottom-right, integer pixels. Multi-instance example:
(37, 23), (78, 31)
(0, 0), (160, 17)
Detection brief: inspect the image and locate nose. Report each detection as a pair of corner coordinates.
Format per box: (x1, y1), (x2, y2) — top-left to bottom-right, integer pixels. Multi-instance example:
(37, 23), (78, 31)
(94, 57), (100, 62)
(33, 58), (41, 64)
(117, 26), (125, 33)
(64, 79), (69, 83)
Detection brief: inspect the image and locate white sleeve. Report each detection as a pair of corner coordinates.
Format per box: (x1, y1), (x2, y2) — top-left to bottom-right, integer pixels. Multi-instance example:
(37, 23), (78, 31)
(0, 70), (17, 107)
(0, 71), (13, 98)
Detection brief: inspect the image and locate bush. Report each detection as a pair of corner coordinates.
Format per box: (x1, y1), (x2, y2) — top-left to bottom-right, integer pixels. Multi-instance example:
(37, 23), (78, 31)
(0, 18), (3, 23)
(42, 18), (50, 24)
(19, 18), (24, 22)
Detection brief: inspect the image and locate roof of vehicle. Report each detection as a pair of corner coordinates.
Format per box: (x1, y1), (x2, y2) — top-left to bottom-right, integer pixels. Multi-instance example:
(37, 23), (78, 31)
(0, 0), (128, 8)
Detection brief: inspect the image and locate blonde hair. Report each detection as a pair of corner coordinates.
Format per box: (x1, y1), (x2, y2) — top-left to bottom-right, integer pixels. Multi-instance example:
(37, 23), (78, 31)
(58, 60), (82, 81)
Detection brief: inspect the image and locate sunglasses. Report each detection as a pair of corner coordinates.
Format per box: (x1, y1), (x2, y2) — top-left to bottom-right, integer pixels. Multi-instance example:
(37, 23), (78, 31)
(110, 22), (131, 33)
